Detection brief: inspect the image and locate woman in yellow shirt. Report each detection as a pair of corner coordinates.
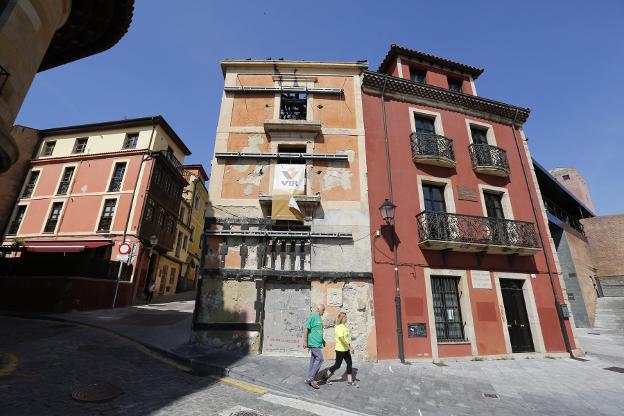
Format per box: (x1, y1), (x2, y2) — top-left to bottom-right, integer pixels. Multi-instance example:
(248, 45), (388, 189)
(324, 312), (357, 386)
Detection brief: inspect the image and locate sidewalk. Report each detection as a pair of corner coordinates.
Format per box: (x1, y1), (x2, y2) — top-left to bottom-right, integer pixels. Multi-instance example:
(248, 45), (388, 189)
(10, 297), (624, 416)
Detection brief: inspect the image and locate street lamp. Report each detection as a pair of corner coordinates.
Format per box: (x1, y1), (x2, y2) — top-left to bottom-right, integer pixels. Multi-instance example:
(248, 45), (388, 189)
(379, 199), (396, 224)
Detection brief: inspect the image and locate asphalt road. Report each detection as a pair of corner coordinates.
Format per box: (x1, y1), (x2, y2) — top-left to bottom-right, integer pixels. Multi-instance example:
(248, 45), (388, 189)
(0, 317), (355, 416)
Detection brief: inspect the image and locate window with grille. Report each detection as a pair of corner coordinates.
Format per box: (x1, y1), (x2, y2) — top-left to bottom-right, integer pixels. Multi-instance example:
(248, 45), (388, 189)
(22, 171), (40, 198)
(44, 202), (63, 233)
(7, 205), (27, 235)
(279, 92), (307, 120)
(56, 167), (75, 195)
(108, 162), (127, 192)
(470, 126), (489, 145)
(42, 141), (56, 157)
(157, 208), (165, 226)
(123, 133), (139, 149)
(97, 199), (117, 232)
(73, 138), (88, 154)
(431, 276), (464, 342)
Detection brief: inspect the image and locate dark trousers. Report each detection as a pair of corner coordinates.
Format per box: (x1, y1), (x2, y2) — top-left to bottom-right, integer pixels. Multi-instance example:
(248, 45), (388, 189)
(329, 350), (352, 375)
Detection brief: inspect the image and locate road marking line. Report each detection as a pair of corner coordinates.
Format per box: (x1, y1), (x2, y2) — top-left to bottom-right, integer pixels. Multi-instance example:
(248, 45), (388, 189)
(0, 352), (18, 377)
(211, 375), (268, 394)
(260, 393), (366, 416)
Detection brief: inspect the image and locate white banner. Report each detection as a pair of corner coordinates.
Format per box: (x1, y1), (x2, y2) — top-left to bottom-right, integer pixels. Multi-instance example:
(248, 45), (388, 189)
(272, 164), (306, 195)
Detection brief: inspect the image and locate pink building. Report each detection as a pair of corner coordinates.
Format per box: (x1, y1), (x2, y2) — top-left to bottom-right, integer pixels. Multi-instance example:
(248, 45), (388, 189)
(1, 116), (191, 311)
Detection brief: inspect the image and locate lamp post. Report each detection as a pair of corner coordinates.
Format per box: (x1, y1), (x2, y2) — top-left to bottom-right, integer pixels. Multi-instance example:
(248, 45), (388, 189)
(379, 199), (405, 363)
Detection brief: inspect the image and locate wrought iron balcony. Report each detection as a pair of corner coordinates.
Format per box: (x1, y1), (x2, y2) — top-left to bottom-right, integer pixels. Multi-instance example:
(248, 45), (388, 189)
(469, 143), (510, 177)
(410, 133), (455, 168)
(416, 211), (541, 255)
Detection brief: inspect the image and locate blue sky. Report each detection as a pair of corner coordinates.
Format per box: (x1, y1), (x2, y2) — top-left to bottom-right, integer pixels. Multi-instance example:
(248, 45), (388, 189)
(17, 0), (623, 215)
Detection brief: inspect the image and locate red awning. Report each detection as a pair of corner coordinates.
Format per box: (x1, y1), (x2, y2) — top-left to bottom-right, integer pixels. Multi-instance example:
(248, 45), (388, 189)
(24, 241), (112, 253)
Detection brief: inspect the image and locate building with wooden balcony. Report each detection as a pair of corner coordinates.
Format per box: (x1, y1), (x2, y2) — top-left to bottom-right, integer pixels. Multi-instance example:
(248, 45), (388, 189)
(0, 116), (191, 312)
(362, 44), (579, 361)
(196, 59), (377, 360)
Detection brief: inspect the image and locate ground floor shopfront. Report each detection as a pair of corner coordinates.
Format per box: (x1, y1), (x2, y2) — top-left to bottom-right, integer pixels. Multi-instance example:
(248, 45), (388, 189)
(193, 274), (377, 361)
(373, 266), (577, 361)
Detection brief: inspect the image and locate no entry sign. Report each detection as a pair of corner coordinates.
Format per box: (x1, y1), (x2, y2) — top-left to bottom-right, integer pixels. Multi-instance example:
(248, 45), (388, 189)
(118, 242), (131, 255)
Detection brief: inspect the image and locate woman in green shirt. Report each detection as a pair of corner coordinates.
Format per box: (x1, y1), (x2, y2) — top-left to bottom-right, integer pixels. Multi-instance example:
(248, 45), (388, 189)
(324, 312), (357, 386)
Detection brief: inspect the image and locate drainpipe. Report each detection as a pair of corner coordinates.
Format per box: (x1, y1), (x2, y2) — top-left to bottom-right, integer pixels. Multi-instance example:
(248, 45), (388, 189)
(509, 110), (573, 357)
(380, 75), (406, 363)
(113, 117), (158, 307)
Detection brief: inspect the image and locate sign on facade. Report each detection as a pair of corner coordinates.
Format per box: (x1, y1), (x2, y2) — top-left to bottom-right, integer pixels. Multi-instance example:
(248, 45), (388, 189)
(471, 270), (492, 289)
(457, 185), (479, 202)
(327, 288), (343, 307)
(271, 164), (306, 220)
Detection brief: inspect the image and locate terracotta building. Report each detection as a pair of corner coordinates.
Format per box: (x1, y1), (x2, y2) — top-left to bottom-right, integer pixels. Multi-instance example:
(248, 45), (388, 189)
(0, 116), (190, 312)
(362, 45), (579, 361)
(583, 215), (624, 297)
(550, 167), (596, 213)
(0, 0), (134, 172)
(155, 164), (208, 297)
(195, 59), (377, 359)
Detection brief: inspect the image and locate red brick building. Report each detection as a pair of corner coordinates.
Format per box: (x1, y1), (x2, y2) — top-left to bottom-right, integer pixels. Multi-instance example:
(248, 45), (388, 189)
(362, 45), (578, 361)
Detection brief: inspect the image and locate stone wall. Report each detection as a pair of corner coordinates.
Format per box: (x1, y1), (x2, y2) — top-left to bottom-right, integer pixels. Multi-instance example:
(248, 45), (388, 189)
(0, 125), (39, 237)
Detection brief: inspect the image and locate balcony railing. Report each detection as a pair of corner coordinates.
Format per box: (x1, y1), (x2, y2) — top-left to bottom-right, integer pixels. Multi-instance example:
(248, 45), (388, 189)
(160, 150), (183, 174)
(416, 211), (540, 255)
(410, 133), (455, 167)
(469, 143), (510, 177)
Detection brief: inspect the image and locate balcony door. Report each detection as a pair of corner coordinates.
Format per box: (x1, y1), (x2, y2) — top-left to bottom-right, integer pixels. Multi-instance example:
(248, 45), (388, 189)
(484, 192), (508, 244)
(414, 116), (439, 157)
(471, 126), (493, 165)
(422, 184), (449, 240)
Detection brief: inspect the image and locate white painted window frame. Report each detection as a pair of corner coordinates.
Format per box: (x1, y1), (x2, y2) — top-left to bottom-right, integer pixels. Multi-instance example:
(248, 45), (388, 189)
(409, 107), (445, 136)
(465, 118), (497, 146)
(94, 195), (120, 233)
(416, 175), (456, 214)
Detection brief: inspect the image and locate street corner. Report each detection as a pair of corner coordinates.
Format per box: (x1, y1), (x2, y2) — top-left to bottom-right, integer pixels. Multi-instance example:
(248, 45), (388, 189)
(0, 351), (18, 377)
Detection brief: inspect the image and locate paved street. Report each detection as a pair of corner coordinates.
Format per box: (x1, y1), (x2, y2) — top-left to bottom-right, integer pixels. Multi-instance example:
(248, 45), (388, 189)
(4, 298), (624, 415)
(0, 317), (353, 416)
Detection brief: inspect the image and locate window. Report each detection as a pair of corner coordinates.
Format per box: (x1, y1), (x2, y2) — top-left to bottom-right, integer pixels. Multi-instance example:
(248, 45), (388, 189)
(97, 199), (117, 232)
(414, 115), (436, 135)
(190, 226), (195, 242)
(562, 174), (570, 181)
(179, 206), (186, 223)
(157, 208), (165, 226)
(410, 69), (426, 83)
(22, 171), (40, 198)
(175, 231), (183, 257)
(447, 77), (463, 92)
(431, 276), (464, 342)
(422, 184), (446, 212)
(41, 141), (56, 157)
(73, 138), (88, 154)
(145, 199), (155, 222)
(153, 167), (162, 185)
(108, 162), (127, 192)
(182, 234), (188, 250)
(277, 144), (307, 164)
(123, 133), (139, 149)
(169, 268), (176, 284)
(193, 194), (200, 210)
(279, 92), (307, 120)
(56, 167), (75, 195)
(43, 202), (63, 233)
(470, 126), (489, 145)
(484, 192), (505, 219)
(7, 205), (27, 235)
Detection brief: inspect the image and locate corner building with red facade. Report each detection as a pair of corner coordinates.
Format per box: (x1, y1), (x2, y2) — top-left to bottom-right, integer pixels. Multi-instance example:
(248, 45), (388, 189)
(362, 45), (579, 361)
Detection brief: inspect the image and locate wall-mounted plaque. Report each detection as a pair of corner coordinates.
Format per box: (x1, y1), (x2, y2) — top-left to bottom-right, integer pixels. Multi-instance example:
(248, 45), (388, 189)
(457, 185), (479, 202)
(471, 270), (492, 289)
(407, 323), (426, 338)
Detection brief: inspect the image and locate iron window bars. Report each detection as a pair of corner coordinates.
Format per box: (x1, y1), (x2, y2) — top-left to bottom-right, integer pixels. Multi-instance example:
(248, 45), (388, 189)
(97, 199), (116, 232)
(431, 276), (465, 342)
(410, 133), (455, 164)
(469, 143), (510, 174)
(43, 202), (63, 233)
(279, 92), (307, 120)
(42, 141), (56, 157)
(123, 133), (139, 149)
(416, 211), (540, 249)
(22, 171), (40, 198)
(7, 206), (26, 235)
(56, 167), (75, 195)
(73, 138), (88, 154)
(108, 163), (126, 192)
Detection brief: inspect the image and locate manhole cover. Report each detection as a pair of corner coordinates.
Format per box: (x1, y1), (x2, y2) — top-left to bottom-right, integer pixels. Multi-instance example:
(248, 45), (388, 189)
(483, 393), (500, 399)
(231, 412), (262, 416)
(71, 383), (124, 402)
(604, 367), (624, 373)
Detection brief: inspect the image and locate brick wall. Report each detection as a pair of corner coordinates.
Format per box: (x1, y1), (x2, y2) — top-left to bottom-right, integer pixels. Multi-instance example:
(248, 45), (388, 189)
(583, 215), (624, 279)
(0, 126), (40, 237)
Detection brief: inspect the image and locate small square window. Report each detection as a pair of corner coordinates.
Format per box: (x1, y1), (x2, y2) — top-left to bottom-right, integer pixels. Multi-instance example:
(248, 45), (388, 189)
(447, 77), (463, 92)
(562, 175), (570, 181)
(42, 141), (56, 157)
(280, 93), (307, 120)
(73, 138), (88, 154)
(123, 133), (139, 149)
(410, 69), (426, 83)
